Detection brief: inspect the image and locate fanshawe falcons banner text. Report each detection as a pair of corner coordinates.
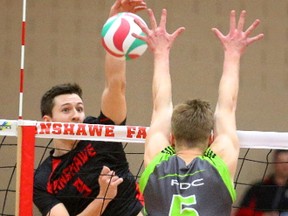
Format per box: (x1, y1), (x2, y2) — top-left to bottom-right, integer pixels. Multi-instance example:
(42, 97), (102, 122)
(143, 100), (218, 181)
(36, 121), (148, 143)
(1, 119), (288, 149)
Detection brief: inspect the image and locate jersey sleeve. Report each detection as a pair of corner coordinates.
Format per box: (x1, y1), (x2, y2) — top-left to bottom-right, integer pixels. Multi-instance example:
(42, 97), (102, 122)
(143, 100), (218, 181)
(139, 146), (175, 194)
(33, 182), (61, 215)
(202, 148), (237, 202)
(85, 112), (126, 126)
(33, 157), (62, 215)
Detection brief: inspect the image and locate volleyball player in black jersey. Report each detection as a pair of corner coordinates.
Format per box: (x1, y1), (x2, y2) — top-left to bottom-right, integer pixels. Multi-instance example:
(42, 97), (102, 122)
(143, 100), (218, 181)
(33, 1), (147, 215)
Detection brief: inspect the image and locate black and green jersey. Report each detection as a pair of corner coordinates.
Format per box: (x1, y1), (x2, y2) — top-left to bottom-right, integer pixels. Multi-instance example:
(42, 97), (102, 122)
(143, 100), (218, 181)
(140, 146), (236, 216)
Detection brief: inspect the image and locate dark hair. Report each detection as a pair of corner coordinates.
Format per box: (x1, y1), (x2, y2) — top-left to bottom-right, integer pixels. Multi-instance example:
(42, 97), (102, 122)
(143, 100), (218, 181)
(40, 83), (83, 117)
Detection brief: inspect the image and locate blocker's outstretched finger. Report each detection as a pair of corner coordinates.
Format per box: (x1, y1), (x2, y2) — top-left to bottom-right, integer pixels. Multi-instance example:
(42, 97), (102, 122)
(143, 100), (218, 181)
(132, 8), (185, 53)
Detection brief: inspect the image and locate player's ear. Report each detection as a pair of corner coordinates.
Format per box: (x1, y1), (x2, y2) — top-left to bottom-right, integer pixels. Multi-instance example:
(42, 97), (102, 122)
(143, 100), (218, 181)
(169, 133), (175, 147)
(43, 115), (52, 122)
(208, 130), (214, 146)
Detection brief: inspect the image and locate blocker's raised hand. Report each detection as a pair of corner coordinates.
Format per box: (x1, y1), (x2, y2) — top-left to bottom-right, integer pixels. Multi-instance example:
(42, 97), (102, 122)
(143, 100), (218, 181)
(212, 10), (264, 55)
(133, 8), (185, 55)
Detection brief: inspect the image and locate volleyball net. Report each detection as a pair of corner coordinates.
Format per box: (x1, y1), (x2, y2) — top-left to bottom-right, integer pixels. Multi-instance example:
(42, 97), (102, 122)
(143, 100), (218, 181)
(0, 119), (288, 215)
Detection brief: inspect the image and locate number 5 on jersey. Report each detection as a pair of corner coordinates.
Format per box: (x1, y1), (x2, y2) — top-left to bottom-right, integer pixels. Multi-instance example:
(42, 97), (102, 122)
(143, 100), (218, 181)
(169, 194), (199, 216)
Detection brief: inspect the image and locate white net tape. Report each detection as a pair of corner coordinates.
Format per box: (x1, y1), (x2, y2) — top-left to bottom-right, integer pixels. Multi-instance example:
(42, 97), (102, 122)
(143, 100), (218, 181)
(1, 119), (288, 149)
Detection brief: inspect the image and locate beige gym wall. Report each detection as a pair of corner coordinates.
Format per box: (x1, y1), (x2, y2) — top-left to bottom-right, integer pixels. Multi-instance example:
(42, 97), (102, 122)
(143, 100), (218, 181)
(1, 0), (288, 215)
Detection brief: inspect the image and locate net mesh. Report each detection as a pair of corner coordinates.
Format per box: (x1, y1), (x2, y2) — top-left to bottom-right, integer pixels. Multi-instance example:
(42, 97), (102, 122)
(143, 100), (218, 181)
(233, 148), (274, 210)
(0, 136), (17, 216)
(0, 120), (287, 215)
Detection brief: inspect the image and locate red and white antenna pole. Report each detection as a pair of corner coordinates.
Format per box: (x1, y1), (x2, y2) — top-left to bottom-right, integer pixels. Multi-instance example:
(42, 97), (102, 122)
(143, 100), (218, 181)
(18, 0), (26, 120)
(16, 1), (36, 216)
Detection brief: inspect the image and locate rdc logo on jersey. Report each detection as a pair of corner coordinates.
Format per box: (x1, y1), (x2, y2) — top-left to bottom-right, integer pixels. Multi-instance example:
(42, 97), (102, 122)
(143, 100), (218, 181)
(171, 179), (204, 190)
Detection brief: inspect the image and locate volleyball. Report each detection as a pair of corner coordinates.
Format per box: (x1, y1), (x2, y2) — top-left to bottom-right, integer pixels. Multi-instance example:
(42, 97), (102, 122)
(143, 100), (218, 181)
(101, 12), (148, 60)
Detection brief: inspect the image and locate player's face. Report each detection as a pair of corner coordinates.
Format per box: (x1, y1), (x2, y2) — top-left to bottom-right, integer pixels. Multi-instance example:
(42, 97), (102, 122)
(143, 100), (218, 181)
(44, 93), (85, 123)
